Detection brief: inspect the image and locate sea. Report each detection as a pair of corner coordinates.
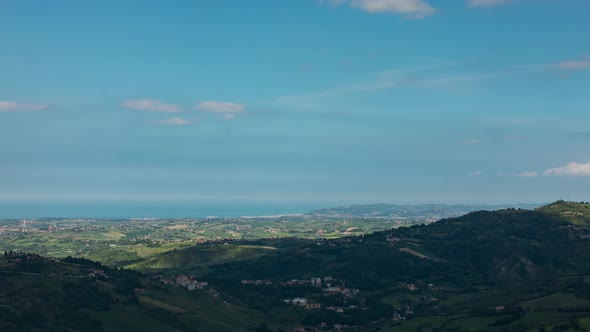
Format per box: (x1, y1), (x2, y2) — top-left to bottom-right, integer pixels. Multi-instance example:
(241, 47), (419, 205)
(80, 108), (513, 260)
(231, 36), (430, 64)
(0, 202), (319, 219)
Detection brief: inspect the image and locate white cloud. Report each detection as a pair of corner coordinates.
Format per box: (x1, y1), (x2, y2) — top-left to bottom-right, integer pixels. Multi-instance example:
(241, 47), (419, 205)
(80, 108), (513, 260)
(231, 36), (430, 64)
(156, 117), (191, 126)
(320, 0), (435, 18)
(122, 99), (183, 113)
(468, 0), (513, 7)
(467, 171), (483, 176)
(554, 58), (590, 71)
(196, 101), (245, 114)
(0, 101), (48, 112)
(351, 0), (434, 18)
(461, 139), (483, 145)
(543, 162), (590, 177)
(517, 171), (538, 177)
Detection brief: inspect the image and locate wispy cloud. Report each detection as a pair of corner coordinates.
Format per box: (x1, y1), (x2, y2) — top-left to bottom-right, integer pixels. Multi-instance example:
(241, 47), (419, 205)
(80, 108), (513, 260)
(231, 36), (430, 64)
(0, 100), (48, 112)
(517, 171), (538, 177)
(497, 171), (538, 177)
(543, 162), (590, 177)
(415, 71), (511, 87)
(277, 60), (461, 107)
(156, 117), (191, 126)
(277, 59), (545, 109)
(467, 171), (483, 176)
(554, 57), (590, 71)
(122, 99), (183, 113)
(277, 80), (401, 108)
(319, 0), (435, 19)
(483, 116), (559, 127)
(378, 60), (460, 77)
(196, 101), (245, 114)
(468, 0), (513, 7)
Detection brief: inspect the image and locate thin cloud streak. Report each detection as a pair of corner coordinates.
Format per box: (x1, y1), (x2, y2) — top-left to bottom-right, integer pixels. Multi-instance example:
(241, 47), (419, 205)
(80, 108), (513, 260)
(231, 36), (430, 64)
(0, 101), (48, 112)
(318, 0), (436, 19)
(468, 0), (513, 7)
(554, 59), (590, 71)
(277, 62), (543, 108)
(122, 99), (184, 113)
(517, 171), (538, 177)
(277, 60), (461, 106)
(156, 117), (191, 126)
(196, 101), (245, 113)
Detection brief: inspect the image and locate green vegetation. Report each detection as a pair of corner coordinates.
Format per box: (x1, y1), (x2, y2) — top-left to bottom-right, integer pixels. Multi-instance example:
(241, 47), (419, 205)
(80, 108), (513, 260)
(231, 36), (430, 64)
(2, 202), (590, 331)
(0, 216), (420, 267)
(0, 253), (284, 332)
(537, 200), (590, 225)
(126, 243), (278, 273)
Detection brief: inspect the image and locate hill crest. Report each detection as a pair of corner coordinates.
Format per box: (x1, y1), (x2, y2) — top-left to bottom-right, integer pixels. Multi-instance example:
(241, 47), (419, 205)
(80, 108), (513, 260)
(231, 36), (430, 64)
(536, 200), (590, 225)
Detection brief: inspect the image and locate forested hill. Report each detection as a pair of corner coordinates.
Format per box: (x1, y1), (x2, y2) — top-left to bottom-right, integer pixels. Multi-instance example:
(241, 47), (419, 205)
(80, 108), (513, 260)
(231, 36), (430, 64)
(4, 202), (590, 331)
(213, 206), (590, 288)
(378, 208), (590, 282)
(197, 204), (590, 331)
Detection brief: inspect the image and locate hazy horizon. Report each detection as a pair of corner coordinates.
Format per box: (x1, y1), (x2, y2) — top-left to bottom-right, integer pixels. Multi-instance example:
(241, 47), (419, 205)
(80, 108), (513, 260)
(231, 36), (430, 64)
(0, 200), (547, 219)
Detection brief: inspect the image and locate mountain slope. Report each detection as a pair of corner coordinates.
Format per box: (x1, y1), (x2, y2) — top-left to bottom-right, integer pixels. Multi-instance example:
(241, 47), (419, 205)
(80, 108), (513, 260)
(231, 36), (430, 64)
(195, 206), (590, 331)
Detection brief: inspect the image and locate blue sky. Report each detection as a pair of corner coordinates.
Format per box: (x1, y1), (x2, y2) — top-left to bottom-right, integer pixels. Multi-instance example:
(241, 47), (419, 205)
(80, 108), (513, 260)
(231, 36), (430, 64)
(1, 0), (590, 216)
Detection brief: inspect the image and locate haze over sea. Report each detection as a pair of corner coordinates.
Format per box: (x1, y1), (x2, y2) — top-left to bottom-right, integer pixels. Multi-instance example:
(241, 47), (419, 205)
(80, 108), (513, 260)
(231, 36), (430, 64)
(0, 202), (317, 219)
(0, 199), (547, 219)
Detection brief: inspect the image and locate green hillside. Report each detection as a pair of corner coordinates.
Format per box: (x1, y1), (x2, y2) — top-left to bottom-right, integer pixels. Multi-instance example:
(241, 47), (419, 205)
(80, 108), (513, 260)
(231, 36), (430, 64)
(537, 200), (590, 225)
(4, 204), (590, 331)
(194, 207), (590, 331)
(126, 243), (279, 273)
(0, 253), (280, 332)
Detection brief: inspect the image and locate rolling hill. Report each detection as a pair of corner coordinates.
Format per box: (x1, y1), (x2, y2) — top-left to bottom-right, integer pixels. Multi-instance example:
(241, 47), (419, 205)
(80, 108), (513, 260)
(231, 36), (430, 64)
(3, 202), (590, 331)
(196, 204), (590, 331)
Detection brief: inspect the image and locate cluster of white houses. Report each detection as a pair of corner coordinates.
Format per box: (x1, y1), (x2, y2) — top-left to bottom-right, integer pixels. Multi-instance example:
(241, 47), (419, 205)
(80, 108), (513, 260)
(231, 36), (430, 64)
(153, 275), (208, 291)
(283, 297), (322, 310)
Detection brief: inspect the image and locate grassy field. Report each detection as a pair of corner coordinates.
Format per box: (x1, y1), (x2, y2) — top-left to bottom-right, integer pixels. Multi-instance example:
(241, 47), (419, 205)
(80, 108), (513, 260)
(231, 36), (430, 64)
(0, 216), (415, 270)
(125, 243), (279, 274)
